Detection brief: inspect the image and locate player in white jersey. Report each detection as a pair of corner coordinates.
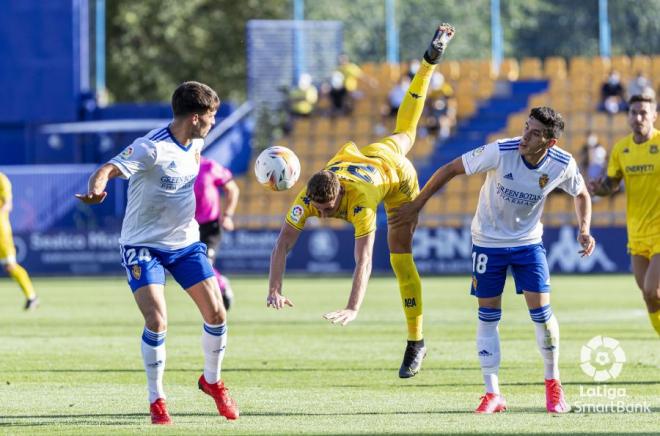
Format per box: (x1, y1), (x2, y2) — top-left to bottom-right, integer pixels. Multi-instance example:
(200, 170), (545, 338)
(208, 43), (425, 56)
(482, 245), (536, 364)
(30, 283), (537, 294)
(76, 81), (238, 425)
(390, 107), (596, 414)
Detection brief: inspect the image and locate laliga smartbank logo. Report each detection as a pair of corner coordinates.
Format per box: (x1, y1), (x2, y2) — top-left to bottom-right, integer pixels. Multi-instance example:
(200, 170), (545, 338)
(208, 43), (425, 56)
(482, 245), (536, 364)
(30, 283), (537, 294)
(580, 335), (626, 382)
(575, 336), (652, 413)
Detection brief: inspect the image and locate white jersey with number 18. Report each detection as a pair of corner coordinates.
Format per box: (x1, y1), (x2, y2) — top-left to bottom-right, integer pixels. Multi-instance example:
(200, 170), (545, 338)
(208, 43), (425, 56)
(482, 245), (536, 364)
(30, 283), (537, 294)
(461, 137), (583, 248)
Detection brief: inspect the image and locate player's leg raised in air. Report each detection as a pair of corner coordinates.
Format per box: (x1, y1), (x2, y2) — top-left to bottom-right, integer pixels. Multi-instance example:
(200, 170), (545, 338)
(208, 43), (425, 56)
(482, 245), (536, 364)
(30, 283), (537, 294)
(384, 23), (455, 378)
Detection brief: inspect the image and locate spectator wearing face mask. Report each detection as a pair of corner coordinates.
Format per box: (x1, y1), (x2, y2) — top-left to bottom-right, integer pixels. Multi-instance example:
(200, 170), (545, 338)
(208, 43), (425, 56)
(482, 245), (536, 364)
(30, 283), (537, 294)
(600, 70), (627, 114)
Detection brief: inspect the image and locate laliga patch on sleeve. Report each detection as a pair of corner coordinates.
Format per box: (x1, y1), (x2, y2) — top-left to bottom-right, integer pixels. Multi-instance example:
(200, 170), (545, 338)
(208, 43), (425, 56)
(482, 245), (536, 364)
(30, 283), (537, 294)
(289, 205), (304, 223)
(120, 146), (134, 159)
(471, 145), (485, 157)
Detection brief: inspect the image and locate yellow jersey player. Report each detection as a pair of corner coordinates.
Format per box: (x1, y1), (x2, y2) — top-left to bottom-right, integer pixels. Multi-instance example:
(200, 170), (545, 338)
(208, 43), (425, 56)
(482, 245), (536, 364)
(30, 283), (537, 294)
(266, 23), (455, 378)
(0, 171), (39, 310)
(590, 93), (660, 337)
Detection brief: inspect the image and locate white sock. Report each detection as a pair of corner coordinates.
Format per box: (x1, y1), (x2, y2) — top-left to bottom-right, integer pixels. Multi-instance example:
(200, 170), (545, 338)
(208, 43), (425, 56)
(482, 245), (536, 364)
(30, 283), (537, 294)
(530, 308), (560, 380)
(141, 327), (166, 403)
(202, 323), (227, 384)
(477, 308), (502, 394)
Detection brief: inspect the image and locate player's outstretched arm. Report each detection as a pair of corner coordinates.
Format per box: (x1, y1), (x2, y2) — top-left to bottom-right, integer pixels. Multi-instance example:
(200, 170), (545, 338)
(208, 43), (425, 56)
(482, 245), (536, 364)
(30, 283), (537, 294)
(574, 184), (596, 257)
(588, 175), (621, 197)
(75, 163), (122, 204)
(220, 180), (240, 231)
(323, 232), (375, 326)
(388, 157), (465, 226)
(267, 222), (301, 309)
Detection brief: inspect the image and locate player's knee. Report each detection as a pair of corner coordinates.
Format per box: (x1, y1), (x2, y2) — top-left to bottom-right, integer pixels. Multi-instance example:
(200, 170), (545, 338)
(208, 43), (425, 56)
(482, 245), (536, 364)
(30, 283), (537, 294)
(206, 310), (226, 326)
(144, 315), (167, 332)
(641, 285), (660, 302)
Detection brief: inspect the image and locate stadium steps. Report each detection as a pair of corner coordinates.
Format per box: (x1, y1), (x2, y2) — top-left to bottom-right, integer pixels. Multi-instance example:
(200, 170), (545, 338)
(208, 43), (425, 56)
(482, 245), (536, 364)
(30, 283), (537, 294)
(418, 80), (548, 184)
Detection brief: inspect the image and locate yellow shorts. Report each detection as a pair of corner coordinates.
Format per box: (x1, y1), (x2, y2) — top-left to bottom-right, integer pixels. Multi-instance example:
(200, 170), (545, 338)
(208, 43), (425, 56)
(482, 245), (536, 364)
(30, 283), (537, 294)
(628, 235), (660, 259)
(0, 233), (16, 264)
(359, 137), (420, 214)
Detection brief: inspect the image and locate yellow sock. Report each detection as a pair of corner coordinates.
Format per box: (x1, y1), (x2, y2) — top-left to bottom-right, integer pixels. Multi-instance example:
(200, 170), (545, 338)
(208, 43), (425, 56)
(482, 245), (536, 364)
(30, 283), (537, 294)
(649, 310), (660, 337)
(390, 253), (423, 341)
(394, 59), (436, 144)
(8, 264), (35, 300)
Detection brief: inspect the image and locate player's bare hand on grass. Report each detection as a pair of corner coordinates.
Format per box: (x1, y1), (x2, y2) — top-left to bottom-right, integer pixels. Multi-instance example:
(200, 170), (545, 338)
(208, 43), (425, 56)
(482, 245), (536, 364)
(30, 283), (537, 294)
(266, 292), (294, 309)
(323, 309), (358, 326)
(75, 192), (108, 204)
(577, 233), (595, 257)
(387, 203), (419, 227)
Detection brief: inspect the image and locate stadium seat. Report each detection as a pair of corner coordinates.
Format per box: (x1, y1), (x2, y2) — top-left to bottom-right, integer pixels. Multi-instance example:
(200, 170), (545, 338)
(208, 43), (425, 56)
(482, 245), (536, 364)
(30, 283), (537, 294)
(544, 56), (567, 80)
(497, 58), (519, 81)
(520, 57), (543, 79)
(631, 55), (651, 76)
(438, 60), (461, 81)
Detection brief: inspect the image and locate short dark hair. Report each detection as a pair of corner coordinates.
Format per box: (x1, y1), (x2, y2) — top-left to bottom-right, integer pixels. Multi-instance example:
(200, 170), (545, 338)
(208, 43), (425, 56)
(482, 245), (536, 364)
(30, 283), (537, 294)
(307, 170), (340, 203)
(529, 106), (565, 139)
(171, 81), (220, 117)
(628, 93), (656, 107)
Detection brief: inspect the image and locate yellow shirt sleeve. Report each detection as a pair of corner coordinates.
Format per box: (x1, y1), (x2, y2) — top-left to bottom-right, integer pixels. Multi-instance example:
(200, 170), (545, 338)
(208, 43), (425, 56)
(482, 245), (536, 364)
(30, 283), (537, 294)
(606, 140), (623, 179)
(285, 189), (318, 230)
(349, 199), (377, 238)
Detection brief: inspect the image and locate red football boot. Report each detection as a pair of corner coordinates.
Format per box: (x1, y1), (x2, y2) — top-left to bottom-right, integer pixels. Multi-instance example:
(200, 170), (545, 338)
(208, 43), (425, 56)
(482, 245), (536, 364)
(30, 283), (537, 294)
(150, 398), (172, 425)
(475, 392), (507, 414)
(545, 379), (571, 413)
(198, 375), (239, 420)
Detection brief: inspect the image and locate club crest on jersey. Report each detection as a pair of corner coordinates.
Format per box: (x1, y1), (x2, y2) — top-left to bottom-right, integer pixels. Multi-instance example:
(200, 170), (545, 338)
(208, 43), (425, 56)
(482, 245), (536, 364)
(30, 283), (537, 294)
(539, 173), (549, 189)
(650, 144), (658, 154)
(195, 151), (201, 165)
(131, 265), (142, 280)
(289, 205), (304, 223)
(471, 145), (485, 157)
(120, 146), (134, 159)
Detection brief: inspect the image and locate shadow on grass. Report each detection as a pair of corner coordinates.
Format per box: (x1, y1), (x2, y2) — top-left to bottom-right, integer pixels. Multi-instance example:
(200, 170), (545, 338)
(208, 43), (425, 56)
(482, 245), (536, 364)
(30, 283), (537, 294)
(1, 366), (481, 374)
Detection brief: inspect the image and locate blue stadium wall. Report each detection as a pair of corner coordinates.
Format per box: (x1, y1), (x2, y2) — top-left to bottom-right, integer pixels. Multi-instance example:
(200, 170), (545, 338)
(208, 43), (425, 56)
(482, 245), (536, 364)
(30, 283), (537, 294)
(14, 226), (630, 276)
(0, 0), (88, 163)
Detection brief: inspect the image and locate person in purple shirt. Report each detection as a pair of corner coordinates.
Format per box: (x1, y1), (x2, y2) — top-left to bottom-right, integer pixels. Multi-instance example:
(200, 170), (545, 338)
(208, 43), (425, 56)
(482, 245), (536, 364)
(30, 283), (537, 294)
(194, 156), (240, 309)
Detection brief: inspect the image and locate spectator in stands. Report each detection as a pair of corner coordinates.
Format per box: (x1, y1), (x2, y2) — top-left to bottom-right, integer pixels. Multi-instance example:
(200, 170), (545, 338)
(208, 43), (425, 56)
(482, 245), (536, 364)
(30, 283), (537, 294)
(579, 132), (607, 180)
(407, 59), (421, 81)
(0, 171), (39, 311)
(382, 76), (411, 117)
(325, 54), (376, 116)
(288, 73), (318, 117)
(424, 71), (456, 140)
(194, 156), (240, 311)
(627, 71), (655, 101)
(325, 70), (350, 116)
(600, 70), (627, 114)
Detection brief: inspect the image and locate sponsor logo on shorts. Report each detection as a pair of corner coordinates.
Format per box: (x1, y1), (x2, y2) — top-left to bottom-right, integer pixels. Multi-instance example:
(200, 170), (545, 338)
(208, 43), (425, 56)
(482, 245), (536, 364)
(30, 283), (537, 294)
(289, 205), (304, 224)
(131, 265), (142, 280)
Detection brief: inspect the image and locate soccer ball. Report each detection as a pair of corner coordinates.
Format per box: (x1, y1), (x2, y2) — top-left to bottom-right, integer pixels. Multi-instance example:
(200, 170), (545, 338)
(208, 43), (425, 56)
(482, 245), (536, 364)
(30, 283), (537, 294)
(254, 146), (301, 191)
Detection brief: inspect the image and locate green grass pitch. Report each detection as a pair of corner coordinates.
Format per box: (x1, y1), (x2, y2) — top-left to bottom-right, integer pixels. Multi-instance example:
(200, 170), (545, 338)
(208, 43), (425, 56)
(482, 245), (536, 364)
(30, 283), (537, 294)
(0, 274), (657, 435)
